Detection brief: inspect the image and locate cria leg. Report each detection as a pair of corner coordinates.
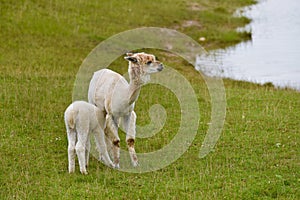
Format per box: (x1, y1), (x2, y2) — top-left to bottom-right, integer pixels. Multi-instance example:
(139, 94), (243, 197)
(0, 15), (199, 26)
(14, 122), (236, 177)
(67, 127), (76, 173)
(94, 128), (114, 168)
(85, 135), (90, 167)
(76, 126), (89, 175)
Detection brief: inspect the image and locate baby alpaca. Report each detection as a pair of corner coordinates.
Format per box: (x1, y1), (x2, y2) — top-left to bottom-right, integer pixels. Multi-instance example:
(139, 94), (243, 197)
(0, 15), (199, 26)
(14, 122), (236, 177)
(64, 101), (114, 174)
(88, 52), (164, 168)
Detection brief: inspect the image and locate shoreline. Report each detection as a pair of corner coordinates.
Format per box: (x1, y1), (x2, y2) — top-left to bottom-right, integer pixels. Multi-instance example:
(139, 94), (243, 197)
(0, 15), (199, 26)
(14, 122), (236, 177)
(202, 0), (300, 92)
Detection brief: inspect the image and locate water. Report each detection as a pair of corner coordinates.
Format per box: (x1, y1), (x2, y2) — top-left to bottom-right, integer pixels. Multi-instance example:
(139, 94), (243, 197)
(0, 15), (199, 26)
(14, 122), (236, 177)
(196, 0), (300, 90)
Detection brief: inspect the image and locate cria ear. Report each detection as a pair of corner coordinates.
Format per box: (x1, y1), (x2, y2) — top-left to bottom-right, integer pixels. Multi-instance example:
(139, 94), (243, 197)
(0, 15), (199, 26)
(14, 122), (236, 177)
(124, 56), (138, 63)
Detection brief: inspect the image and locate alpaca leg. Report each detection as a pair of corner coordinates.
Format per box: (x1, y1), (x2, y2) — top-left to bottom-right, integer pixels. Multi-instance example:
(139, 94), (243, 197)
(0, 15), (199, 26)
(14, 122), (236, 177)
(67, 127), (76, 173)
(94, 128), (114, 168)
(97, 110), (113, 159)
(76, 126), (89, 175)
(76, 142), (87, 174)
(104, 131), (113, 158)
(85, 135), (90, 167)
(122, 111), (138, 167)
(106, 114), (120, 168)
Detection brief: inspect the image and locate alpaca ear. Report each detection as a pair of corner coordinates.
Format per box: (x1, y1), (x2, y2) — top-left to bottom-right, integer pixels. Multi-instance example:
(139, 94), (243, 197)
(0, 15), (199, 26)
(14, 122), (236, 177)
(126, 52), (134, 56)
(124, 56), (138, 63)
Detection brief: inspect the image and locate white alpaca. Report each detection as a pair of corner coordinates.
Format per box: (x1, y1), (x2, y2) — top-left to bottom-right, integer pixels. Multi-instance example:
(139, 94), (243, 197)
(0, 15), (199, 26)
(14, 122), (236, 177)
(88, 52), (164, 167)
(64, 101), (114, 174)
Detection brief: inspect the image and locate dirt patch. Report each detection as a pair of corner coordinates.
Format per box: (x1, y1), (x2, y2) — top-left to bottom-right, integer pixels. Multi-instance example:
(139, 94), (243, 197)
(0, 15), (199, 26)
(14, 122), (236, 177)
(187, 2), (206, 11)
(173, 20), (202, 31)
(182, 20), (202, 28)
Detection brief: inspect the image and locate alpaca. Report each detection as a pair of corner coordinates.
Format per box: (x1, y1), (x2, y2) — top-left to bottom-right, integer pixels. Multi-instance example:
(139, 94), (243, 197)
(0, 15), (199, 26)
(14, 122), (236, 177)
(64, 101), (114, 174)
(88, 52), (164, 168)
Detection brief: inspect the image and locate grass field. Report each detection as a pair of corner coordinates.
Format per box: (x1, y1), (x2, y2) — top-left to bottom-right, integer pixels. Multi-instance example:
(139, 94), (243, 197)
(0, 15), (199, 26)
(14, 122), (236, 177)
(1, 0), (299, 199)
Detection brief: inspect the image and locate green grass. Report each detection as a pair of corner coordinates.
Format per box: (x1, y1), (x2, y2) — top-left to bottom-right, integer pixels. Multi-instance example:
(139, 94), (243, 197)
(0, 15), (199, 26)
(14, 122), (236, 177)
(1, 0), (299, 199)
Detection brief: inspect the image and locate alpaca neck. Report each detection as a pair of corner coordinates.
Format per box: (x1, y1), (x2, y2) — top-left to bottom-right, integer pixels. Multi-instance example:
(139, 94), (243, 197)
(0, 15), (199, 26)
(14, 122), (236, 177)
(128, 81), (141, 105)
(127, 63), (146, 105)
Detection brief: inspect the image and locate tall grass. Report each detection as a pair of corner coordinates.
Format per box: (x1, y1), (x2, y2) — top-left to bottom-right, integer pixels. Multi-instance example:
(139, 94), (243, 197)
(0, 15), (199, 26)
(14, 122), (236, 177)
(1, 0), (299, 199)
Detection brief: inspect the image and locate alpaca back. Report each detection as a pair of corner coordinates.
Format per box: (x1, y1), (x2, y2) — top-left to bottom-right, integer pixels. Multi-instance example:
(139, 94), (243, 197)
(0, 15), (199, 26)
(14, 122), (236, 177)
(88, 69), (130, 115)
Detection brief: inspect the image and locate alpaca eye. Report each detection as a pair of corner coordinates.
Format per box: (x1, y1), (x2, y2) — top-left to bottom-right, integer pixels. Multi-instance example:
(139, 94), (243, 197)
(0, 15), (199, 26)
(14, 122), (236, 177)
(146, 61), (152, 65)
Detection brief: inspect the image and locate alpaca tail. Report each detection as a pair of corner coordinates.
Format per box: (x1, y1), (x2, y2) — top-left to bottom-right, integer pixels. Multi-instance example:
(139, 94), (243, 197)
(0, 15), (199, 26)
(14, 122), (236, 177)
(64, 106), (77, 130)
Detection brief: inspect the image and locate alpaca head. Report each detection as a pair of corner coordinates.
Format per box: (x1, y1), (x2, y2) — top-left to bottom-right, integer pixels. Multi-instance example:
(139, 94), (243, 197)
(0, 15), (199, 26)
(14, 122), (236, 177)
(125, 52), (164, 84)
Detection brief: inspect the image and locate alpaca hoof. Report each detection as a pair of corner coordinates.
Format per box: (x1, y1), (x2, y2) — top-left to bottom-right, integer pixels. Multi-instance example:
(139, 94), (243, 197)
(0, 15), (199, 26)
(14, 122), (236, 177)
(107, 162), (115, 168)
(99, 155), (104, 161)
(81, 170), (88, 175)
(132, 161), (139, 167)
(69, 167), (75, 174)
